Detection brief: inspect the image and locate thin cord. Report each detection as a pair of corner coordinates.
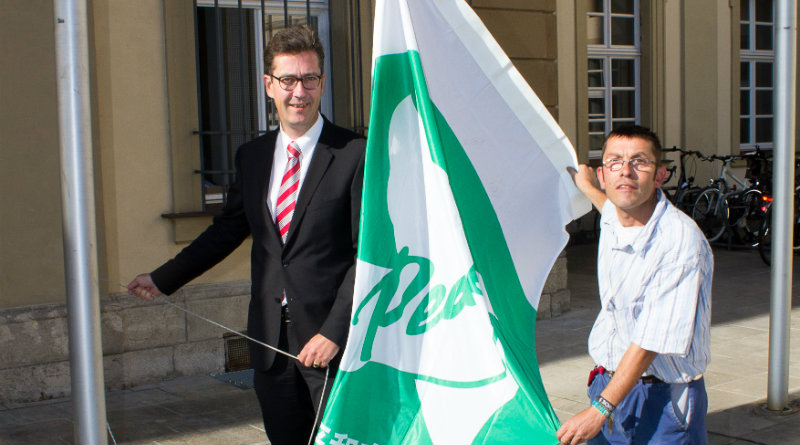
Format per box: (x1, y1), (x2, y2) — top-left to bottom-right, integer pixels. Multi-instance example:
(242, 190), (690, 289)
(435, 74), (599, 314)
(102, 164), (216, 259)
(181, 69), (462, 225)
(104, 279), (329, 445)
(107, 421), (117, 445)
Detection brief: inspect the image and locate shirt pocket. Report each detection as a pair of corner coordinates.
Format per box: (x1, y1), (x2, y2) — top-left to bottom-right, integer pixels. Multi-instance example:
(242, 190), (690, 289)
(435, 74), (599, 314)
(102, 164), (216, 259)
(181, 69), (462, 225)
(608, 288), (646, 342)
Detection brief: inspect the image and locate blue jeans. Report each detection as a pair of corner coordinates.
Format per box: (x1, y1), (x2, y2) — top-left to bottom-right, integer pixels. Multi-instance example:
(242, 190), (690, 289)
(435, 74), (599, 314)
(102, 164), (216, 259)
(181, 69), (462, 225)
(587, 372), (708, 445)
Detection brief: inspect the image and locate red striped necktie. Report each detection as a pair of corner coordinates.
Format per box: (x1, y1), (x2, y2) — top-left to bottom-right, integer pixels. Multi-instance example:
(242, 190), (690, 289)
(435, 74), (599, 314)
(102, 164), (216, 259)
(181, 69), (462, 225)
(276, 141), (301, 245)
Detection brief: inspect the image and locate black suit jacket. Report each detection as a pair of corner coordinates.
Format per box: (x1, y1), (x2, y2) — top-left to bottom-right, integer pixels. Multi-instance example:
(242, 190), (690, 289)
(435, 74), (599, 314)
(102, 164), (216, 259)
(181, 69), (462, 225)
(151, 120), (365, 371)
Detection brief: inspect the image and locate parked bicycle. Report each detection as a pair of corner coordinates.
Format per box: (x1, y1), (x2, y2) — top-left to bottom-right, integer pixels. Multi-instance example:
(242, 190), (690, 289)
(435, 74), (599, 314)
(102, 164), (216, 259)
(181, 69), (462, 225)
(661, 146), (704, 214)
(757, 157), (800, 265)
(691, 152), (768, 246)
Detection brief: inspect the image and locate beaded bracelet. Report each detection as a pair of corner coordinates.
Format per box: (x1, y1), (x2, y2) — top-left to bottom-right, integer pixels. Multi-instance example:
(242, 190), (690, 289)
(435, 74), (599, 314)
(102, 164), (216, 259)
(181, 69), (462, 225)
(591, 400), (611, 418)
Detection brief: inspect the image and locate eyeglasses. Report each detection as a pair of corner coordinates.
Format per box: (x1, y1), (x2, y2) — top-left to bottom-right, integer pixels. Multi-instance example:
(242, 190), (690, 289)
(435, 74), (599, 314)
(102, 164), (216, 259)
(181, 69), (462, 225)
(602, 158), (656, 172)
(269, 74), (322, 91)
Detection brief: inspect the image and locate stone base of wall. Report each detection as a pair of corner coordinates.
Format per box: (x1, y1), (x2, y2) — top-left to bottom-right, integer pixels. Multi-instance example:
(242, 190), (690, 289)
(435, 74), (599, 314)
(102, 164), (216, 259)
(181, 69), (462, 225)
(0, 252), (571, 405)
(0, 281), (250, 405)
(538, 250), (570, 319)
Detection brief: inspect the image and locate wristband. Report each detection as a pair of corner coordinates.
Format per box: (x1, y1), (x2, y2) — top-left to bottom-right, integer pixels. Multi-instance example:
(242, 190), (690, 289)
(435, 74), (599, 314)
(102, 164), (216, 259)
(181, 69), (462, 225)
(594, 395), (616, 413)
(591, 400), (611, 418)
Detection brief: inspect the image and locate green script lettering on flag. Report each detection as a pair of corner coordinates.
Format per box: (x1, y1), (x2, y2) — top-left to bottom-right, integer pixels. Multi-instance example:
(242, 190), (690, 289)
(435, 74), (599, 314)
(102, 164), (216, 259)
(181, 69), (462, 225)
(317, 1), (591, 444)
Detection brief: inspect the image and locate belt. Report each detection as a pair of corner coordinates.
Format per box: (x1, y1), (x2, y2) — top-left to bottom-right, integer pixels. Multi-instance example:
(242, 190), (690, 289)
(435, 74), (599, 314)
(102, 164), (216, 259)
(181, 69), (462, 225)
(588, 366), (664, 386)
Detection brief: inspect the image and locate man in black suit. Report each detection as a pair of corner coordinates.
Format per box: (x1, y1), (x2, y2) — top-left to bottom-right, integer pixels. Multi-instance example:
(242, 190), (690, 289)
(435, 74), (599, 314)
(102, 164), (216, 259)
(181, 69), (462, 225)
(128, 25), (365, 445)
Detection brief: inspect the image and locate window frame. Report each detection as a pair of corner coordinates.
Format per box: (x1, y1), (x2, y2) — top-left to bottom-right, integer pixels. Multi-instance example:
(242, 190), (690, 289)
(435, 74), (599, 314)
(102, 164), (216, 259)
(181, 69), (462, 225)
(194, 0), (332, 209)
(738, 0), (774, 151)
(586, 0), (642, 159)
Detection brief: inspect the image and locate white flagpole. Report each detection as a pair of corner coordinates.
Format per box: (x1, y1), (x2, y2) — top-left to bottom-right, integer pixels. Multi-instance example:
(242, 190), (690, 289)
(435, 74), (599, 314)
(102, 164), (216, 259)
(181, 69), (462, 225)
(767, 0), (796, 412)
(53, 0), (109, 442)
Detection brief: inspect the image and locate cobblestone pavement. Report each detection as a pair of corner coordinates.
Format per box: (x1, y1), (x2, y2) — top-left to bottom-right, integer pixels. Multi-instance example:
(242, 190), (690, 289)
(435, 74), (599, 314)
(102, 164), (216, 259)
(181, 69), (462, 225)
(0, 242), (798, 445)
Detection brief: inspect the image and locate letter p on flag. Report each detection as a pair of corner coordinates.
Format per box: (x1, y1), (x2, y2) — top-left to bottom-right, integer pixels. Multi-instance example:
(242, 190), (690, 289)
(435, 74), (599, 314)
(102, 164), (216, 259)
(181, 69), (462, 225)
(319, 1), (591, 444)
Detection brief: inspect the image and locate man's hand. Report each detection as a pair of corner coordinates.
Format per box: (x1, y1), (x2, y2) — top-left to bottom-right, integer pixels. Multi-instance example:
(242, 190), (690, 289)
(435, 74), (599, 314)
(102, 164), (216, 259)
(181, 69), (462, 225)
(556, 406), (607, 445)
(567, 165), (607, 211)
(297, 334), (340, 368)
(568, 164), (601, 193)
(127, 274), (163, 301)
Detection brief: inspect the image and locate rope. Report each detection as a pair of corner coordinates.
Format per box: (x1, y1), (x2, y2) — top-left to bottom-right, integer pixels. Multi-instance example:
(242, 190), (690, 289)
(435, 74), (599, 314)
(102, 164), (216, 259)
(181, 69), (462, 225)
(104, 279), (329, 445)
(107, 421), (117, 445)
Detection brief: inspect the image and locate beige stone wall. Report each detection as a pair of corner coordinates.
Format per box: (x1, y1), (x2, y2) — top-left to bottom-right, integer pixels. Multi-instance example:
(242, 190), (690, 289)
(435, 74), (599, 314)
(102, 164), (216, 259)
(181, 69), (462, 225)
(472, 0), (559, 116)
(0, 0), (572, 404)
(92, 0), (252, 292)
(0, 282), (248, 404)
(0, 0), (65, 308)
(681, 0), (728, 184)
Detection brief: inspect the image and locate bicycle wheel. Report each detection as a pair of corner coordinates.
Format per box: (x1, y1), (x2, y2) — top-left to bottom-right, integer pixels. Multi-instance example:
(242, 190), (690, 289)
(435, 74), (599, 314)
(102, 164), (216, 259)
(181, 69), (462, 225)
(759, 208), (772, 265)
(674, 186), (701, 215)
(692, 188), (726, 242)
(735, 189), (764, 247)
(795, 191), (800, 251)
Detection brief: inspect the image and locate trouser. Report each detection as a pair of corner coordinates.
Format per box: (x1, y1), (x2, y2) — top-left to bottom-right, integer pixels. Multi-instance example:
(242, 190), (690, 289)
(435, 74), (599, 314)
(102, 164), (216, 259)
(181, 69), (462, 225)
(587, 371), (708, 445)
(253, 310), (333, 445)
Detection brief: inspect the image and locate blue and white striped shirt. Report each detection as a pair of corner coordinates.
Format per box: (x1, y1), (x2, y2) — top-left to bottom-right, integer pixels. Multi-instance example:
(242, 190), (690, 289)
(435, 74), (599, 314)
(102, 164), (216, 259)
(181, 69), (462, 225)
(588, 190), (713, 383)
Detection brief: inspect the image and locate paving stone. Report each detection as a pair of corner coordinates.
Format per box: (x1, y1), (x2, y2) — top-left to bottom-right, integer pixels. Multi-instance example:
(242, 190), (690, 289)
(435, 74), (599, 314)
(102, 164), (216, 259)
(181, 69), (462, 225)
(706, 388), (765, 413)
(710, 373), (800, 399)
(2, 243), (798, 444)
(739, 412), (800, 445)
(104, 388), (183, 411)
(706, 401), (784, 438)
(0, 418), (73, 445)
(154, 425), (268, 445)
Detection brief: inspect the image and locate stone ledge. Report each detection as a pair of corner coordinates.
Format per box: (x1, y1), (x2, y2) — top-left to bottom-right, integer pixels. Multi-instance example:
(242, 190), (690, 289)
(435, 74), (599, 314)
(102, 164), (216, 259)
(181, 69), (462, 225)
(0, 337), (229, 405)
(0, 281), (252, 405)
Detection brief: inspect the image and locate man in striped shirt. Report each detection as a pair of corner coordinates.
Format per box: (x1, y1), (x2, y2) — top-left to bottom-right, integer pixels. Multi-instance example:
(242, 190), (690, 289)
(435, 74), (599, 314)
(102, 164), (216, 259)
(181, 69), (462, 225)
(558, 126), (713, 445)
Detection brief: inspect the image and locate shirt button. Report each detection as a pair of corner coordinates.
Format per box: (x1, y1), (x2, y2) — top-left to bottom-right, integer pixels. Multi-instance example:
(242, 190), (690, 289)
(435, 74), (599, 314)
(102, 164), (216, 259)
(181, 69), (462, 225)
(282, 262), (289, 268)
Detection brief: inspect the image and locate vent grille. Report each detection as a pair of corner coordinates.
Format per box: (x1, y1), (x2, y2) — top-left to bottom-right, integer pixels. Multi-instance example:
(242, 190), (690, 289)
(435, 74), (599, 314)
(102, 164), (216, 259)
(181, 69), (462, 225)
(223, 332), (251, 372)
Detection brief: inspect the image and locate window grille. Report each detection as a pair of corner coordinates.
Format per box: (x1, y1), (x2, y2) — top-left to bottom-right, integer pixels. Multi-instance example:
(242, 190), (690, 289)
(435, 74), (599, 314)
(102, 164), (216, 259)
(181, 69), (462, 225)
(193, 0), (363, 210)
(739, 0), (774, 151)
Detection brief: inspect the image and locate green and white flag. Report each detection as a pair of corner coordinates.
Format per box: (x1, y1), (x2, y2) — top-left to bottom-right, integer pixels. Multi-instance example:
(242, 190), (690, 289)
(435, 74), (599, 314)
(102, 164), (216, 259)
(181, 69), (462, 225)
(318, 0), (590, 444)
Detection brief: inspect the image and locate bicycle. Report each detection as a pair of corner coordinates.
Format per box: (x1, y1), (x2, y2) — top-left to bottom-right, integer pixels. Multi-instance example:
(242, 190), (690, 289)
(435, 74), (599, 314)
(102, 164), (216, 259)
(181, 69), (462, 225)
(661, 146), (704, 214)
(691, 154), (766, 246)
(757, 157), (800, 265)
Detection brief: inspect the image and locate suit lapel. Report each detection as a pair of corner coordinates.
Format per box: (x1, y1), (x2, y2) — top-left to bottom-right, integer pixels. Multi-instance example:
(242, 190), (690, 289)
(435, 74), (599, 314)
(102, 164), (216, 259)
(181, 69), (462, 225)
(283, 123), (334, 247)
(253, 131), (283, 247)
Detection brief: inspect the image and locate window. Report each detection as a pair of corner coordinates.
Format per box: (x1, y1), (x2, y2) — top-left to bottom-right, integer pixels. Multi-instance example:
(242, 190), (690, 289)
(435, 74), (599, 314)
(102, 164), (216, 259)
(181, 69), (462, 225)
(586, 0), (640, 158)
(195, 1), (331, 210)
(739, 0), (774, 150)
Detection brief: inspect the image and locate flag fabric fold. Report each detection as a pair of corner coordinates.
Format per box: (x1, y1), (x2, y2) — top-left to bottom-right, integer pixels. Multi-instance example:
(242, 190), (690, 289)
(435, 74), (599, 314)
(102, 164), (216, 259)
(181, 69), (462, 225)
(317, 1), (591, 444)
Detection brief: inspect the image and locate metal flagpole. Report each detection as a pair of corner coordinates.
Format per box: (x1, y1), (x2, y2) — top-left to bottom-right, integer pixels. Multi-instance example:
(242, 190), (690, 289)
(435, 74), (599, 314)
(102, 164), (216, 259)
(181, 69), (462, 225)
(767, 0), (796, 412)
(53, 0), (109, 443)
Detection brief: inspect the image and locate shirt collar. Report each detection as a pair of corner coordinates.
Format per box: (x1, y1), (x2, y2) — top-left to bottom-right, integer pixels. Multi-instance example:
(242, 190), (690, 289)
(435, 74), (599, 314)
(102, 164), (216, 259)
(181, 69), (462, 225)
(602, 189), (669, 255)
(277, 112), (324, 155)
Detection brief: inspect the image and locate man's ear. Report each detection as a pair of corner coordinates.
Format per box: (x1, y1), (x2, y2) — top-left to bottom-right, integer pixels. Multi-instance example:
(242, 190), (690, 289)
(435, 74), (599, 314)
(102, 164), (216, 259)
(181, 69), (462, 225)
(655, 166), (668, 188)
(596, 166), (606, 190)
(264, 74), (274, 99)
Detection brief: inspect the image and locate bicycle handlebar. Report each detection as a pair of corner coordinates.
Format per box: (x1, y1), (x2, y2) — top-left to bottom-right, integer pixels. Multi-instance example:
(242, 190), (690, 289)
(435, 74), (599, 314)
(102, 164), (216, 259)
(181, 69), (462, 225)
(661, 146), (706, 159)
(699, 154), (743, 163)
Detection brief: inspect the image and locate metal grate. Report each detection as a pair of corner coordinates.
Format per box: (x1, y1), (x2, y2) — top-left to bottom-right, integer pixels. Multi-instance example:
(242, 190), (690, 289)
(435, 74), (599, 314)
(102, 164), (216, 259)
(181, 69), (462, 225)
(193, 0), (365, 210)
(223, 331), (251, 372)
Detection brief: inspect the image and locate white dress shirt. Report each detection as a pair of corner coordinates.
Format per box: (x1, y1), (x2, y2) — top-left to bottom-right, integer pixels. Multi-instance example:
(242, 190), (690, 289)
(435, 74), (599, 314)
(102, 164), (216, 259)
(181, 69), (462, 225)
(267, 113), (324, 220)
(588, 190), (714, 383)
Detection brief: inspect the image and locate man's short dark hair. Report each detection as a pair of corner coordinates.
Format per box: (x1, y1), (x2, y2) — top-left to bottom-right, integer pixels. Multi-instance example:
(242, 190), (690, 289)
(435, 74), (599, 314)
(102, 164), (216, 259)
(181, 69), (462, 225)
(602, 125), (663, 166)
(264, 25), (325, 74)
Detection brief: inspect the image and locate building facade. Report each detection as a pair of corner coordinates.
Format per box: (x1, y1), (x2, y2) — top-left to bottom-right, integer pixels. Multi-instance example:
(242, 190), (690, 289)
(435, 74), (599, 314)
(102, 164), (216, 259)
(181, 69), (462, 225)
(0, 0), (796, 403)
